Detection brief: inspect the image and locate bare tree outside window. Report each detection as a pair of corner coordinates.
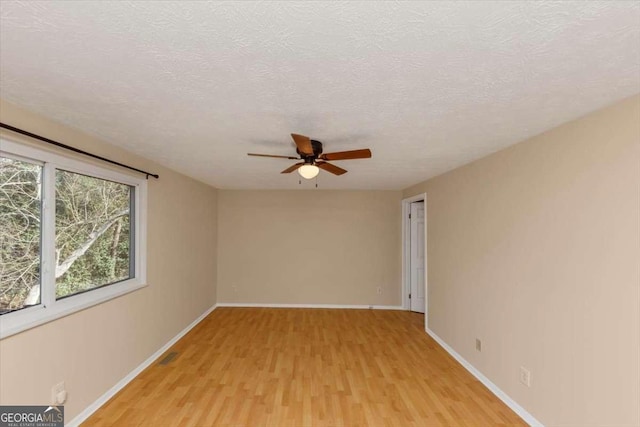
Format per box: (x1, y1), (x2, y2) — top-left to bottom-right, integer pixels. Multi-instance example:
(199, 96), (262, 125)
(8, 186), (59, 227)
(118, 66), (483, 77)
(0, 159), (133, 314)
(0, 157), (42, 314)
(55, 170), (133, 299)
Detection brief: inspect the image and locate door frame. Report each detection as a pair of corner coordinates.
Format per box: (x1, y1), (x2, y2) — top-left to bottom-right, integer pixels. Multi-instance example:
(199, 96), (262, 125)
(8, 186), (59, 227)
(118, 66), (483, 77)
(402, 193), (428, 329)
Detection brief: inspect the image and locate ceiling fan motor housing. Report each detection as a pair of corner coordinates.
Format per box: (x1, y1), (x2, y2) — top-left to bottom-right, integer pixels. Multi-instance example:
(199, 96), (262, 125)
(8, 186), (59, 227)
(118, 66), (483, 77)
(297, 140), (323, 161)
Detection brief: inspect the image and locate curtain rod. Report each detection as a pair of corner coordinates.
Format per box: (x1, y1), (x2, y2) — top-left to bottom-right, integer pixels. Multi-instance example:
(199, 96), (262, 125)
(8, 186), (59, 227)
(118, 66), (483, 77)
(0, 122), (159, 179)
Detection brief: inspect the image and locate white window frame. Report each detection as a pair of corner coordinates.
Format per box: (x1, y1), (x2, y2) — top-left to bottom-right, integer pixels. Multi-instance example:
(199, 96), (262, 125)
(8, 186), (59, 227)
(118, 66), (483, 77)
(0, 138), (147, 339)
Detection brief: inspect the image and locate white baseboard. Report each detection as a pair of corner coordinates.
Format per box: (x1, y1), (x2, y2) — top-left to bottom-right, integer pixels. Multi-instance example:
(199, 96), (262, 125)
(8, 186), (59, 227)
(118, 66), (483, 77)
(66, 304), (218, 427)
(426, 328), (544, 427)
(217, 302), (405, 310)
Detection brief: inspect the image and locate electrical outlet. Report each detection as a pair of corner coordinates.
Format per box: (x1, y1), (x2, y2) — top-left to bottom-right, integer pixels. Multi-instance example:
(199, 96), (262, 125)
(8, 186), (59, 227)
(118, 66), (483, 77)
(519, 366), (531, 387)
(376, 287), (382, 295)
(51, 381), (67, 405)
(475, 338), (482, 352)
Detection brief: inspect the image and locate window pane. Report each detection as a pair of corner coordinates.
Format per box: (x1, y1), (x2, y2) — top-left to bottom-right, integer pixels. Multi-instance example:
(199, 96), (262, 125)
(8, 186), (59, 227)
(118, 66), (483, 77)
(0, 157), (42, 314)
(55, 170), (133, 299)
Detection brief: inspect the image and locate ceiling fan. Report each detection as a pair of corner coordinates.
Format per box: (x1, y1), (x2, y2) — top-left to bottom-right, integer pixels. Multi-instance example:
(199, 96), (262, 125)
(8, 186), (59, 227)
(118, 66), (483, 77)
(247, 134), (372, 179)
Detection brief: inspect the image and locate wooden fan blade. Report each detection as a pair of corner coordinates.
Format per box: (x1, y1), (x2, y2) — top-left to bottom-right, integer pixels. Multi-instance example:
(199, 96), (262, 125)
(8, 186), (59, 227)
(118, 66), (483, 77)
(281, 162), (305, 174)
(248, 153), (299, 160)
(291, 133), (314, 156)
(320, 149), (372, 161)
(316, 161), (347, 176)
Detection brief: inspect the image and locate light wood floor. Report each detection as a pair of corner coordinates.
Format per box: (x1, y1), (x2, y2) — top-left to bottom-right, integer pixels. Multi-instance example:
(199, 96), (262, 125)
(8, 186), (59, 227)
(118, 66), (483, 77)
(83, 308), (527, 426)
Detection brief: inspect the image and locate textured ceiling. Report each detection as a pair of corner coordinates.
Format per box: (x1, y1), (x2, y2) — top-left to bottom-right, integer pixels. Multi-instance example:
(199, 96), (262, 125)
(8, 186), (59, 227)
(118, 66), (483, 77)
(1, 1), (639, 190)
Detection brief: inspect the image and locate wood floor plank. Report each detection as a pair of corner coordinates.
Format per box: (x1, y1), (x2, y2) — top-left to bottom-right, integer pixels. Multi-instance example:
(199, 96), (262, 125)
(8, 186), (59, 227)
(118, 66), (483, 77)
(83, 308), (527, 426)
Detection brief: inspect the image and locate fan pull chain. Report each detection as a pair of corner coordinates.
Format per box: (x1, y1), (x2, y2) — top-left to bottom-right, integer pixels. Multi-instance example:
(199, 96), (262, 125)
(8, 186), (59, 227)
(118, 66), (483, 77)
(315, 176), (318, 188)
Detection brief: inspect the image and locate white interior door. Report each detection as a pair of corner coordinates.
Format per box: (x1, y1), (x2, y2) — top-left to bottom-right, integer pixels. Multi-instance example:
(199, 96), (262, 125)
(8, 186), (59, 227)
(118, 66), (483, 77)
(410, 201), (425, 313)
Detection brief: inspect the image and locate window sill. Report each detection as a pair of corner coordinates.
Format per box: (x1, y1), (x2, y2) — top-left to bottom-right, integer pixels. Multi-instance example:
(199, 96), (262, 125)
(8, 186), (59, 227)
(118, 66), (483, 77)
(0, 280), (147, 339)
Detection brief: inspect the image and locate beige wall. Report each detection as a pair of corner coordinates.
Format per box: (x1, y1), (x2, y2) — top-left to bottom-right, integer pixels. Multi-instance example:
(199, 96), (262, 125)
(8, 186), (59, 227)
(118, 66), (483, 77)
(0, 100), (218, 420)
(217, 190), (402, 306)
(404, 95), (640, 426)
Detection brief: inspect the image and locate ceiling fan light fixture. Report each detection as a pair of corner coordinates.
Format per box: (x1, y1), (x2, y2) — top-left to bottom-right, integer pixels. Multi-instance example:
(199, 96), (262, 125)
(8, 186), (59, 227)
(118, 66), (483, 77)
(298, 164), (320, 179)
